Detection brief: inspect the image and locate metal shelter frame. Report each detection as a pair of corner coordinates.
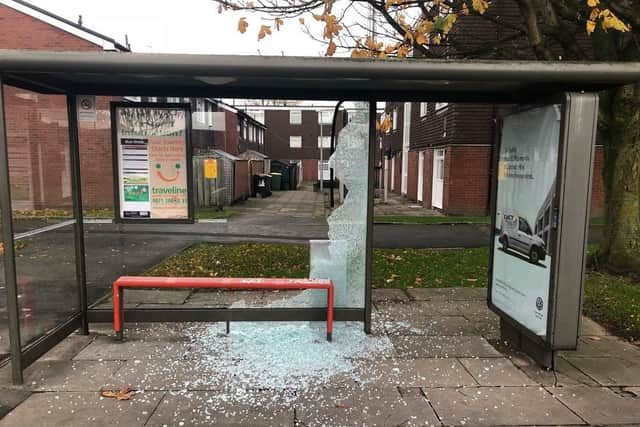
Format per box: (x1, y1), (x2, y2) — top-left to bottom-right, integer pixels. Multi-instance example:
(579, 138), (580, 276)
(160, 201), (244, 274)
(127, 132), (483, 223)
(0, 49), (639, 384)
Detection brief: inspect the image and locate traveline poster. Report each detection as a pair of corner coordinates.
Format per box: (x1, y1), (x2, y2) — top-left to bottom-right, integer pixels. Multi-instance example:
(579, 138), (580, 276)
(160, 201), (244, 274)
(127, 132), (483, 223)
(491, 105), (561, 337)
(115, 106), (189, 220)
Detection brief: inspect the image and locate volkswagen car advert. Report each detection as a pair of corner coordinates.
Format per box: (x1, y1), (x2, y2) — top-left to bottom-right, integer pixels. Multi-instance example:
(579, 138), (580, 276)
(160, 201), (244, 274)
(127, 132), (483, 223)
(491, 105), (561, 337)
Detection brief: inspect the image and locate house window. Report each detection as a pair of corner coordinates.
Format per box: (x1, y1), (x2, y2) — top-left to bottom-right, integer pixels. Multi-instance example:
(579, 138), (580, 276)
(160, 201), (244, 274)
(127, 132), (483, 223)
(207, 104), (213, 127)
(435, 149), (445, 180)
(167, 97), (180, 103)
(318, 110), (332, 124)
(392, 108), (398, 131)
(148, 96), (157, 103)
(289, 110), (302, 125)
(196, 99), (205, 124)
(289, 136), (302, 148)
(259, 130), (264, 144)
(317, 135), (331, 148)
(253, 110), (265, 124)
(419, 102), (428, 117)
(435, 102), (448, 112)
(243, 122), (248, 140)
(443, 117), (447, 138)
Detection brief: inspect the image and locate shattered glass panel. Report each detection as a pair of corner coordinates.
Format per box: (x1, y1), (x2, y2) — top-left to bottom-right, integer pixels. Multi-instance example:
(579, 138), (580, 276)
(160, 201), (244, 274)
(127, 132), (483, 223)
(270, 102), (370, 309)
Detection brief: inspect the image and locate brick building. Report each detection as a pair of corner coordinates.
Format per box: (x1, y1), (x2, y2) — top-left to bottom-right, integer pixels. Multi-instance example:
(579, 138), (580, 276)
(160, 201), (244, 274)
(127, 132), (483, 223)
(237, 102), (348, 182)
(381, 0), (605, 216)
(144, 97), (265, 157)
(0, 0), (128, 209)
(0, 0), (263, 210)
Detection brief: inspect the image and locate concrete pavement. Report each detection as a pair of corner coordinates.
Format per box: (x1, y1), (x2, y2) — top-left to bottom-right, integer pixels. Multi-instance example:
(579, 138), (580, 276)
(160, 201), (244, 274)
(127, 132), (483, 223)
(0, 287), (638, 425)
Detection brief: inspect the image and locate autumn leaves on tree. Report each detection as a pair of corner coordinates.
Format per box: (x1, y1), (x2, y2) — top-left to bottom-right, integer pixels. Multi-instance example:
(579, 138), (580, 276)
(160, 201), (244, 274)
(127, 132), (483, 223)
(216, 0), (630, 60)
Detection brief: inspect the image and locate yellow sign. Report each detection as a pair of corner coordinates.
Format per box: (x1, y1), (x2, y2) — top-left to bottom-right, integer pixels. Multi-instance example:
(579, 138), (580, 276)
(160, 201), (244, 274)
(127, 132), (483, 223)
(204, 159), (218, 179)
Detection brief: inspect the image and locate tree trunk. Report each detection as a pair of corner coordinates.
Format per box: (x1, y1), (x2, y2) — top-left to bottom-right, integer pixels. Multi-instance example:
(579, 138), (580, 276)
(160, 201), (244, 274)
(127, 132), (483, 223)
(599, 82), (640, 275)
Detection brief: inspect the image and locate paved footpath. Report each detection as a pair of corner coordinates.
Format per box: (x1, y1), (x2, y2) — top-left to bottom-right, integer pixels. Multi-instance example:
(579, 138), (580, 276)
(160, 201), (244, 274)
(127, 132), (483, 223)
(0, 287), (638, 426)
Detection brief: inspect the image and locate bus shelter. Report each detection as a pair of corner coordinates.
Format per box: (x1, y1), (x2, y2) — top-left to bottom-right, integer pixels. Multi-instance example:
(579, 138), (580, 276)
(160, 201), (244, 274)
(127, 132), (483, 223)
(0, 49), (638, 384)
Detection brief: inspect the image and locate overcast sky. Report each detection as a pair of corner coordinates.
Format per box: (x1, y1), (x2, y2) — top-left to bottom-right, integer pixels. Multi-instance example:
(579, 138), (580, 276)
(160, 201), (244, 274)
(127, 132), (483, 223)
(28, 0), (331, 56)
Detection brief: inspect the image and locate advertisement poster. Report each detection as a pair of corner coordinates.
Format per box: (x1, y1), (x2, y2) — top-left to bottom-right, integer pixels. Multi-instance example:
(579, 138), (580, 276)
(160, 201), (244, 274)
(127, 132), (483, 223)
(491, 105), (561, 337)
(115, 106), (189, 220)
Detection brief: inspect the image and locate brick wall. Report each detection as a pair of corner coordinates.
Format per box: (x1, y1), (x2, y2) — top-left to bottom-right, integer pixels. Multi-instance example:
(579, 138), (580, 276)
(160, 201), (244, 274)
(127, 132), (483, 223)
(444, 146), (492, 215)
(78, 96), (116, 208)
(406, 151), (419, 201)
(1, 3), (120, 209)
(0, 4), (105, 51)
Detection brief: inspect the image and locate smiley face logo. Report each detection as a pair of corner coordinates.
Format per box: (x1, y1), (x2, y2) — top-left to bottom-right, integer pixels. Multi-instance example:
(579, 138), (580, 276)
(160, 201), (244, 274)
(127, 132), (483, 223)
(155, 162), (181, 182)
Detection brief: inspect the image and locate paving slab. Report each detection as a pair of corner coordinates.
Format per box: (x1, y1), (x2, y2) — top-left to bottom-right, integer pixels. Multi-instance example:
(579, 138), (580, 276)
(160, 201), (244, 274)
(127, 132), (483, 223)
(391, 335), (502, 359)
(425, 386), (584, 426)
(105, 358), (234, 391)
(459, 358), (536, 386)
(549, 385), (640, 425)
(472, 319), (501, 340)
(454, 301), (497, 319)
(356, 358), (477, 388)
(73, 336), (191, 361)
(580, 316), (610, 336)
(406, 287), (487, 301)
(376, 300), (464, 318)
(0, 391), (164, 427)
(146, 390), (294, 426)
(561, 336), (640, 361)
(0, 360), (122, 392)
(0, 388), (30, 419)
(295, 386), (441, 426)
(372, 288), (409, 303)
(564, 356), (640, 386)
(384, 315), (477, 336)
(39, 334), (95, 361)
(519, 357), (598, 387)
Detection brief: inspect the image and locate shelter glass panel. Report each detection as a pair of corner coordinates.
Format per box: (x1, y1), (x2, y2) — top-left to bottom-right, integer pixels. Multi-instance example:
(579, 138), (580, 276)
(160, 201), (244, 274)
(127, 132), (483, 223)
(3, 86), (79, 348)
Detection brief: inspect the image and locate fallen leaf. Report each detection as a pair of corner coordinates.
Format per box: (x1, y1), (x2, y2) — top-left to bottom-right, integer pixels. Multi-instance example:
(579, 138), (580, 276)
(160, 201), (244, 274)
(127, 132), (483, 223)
(101, 386), (137, 400)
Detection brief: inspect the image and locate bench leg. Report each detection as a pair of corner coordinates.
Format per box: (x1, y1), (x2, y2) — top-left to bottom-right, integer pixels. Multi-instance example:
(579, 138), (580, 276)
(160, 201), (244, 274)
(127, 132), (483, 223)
(327, 286), (334, 342)
(114, 286), (124, 341)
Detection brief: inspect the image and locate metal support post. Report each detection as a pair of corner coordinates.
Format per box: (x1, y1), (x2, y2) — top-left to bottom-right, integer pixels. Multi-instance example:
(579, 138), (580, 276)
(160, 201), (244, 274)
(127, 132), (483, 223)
(0, 79), (23, 384)
(66, 95), (89, 335)
(364, 100), (376, 334)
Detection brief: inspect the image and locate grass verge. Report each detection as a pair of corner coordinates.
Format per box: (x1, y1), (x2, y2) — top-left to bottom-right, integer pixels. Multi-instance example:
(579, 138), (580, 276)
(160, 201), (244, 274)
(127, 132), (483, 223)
(146, 242), (639, 339)
(11, 207), (232, 220)
(374, 215), (489, 225)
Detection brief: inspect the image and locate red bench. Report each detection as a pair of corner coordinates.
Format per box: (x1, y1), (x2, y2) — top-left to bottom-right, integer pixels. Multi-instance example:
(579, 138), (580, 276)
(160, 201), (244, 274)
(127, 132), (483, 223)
(113, 276), (334, 341)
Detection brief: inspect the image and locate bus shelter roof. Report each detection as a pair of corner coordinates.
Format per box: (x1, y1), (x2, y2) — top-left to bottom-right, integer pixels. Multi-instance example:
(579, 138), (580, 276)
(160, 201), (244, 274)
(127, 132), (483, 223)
(0, 49), (639, 102)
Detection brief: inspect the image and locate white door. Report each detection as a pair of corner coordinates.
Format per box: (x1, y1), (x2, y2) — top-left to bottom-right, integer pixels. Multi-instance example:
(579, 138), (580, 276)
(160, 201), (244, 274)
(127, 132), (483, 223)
(400, 102), (411, 195)
(390, 156), (396, 191)
(432, 149), (445, 209)
(318, 160), (330, 181)
(417, 151), (424, 202)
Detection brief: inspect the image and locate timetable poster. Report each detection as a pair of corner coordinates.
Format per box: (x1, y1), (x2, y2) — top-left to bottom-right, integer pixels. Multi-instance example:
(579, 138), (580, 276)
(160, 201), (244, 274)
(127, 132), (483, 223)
(114, 106), (189, 220)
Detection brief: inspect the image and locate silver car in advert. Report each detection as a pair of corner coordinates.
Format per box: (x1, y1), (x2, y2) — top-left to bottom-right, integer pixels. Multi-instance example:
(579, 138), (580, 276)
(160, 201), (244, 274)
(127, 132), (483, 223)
(498, 213), (546, 264)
